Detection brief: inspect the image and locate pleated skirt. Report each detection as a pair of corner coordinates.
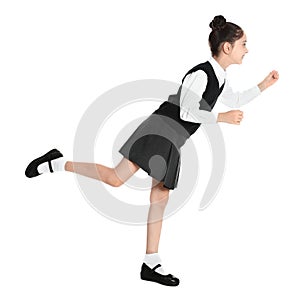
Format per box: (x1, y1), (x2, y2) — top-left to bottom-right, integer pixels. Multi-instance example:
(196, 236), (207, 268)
(119, 114), (189, 189)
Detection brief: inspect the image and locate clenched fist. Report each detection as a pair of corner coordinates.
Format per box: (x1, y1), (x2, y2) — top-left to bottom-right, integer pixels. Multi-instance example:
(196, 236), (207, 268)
(217, 110), (244, 125)
(258, 70), (279, 91)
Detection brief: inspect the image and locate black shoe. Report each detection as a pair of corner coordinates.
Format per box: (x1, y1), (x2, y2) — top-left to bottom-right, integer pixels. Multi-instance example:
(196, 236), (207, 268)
(140, 263), (180, 286)
(25, 149), (63, 178)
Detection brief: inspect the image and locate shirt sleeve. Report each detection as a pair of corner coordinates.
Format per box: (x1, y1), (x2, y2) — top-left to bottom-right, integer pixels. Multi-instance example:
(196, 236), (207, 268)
(219, 81), (261, 108)
(179, 70), (218, 124)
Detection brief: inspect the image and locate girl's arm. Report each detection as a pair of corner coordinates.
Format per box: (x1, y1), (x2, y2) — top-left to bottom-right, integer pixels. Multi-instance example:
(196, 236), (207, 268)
(180, 71), (231, 124)
(179, 70), (218, 123)
(216, 70), (279, 125)
(219, 70), (279, 108)
(219, 84), (261, 108)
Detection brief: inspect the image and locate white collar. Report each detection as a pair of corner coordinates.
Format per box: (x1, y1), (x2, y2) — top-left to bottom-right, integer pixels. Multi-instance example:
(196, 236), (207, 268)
(208, 57), (226, 86)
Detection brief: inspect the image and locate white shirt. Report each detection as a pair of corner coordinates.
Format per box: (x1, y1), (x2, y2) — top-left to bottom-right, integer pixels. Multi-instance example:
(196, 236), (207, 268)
(179, 57), (261, 123)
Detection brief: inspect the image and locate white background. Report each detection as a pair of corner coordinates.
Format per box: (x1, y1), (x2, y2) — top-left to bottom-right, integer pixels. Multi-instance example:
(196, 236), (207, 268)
(1, 0), (299, 301)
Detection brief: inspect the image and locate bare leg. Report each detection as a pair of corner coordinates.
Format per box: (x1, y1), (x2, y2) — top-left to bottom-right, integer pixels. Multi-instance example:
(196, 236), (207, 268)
(65, 157), (140, 187)
(146, 179), (170, 254)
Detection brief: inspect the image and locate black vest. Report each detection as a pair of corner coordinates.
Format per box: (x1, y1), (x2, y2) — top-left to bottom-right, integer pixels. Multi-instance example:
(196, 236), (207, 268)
(153, 61), (225, 136)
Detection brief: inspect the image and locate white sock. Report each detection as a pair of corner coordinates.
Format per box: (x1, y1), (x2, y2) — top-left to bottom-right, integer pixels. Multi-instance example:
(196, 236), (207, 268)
(144, 253), (165, 274)
(37, 157), (67, 174)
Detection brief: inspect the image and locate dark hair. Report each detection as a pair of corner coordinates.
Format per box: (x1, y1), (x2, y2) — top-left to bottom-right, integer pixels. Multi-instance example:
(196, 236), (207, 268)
(208, 15), (244, 57)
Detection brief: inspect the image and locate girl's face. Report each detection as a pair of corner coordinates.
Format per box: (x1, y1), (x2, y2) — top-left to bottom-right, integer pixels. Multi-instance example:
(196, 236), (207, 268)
(229, 33), (248, 64)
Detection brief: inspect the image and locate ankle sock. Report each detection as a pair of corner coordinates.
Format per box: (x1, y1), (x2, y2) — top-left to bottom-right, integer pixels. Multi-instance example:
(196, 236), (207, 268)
(144, 253), (165, 274)
(37, 157), (67, 174)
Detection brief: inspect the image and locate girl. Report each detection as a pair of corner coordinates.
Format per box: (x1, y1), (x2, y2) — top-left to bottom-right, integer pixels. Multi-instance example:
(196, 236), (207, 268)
(25, 15), (279, 287)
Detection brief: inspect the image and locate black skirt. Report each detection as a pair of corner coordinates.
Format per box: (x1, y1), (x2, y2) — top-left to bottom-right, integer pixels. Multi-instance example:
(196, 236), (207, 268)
(119, 114), (190, 189)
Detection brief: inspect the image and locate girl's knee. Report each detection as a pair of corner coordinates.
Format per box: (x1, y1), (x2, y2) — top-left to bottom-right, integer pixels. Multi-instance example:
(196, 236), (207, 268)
(107, 169), (124, 187)
(150, 182), (169, 205)
(111, 179), (123, 187)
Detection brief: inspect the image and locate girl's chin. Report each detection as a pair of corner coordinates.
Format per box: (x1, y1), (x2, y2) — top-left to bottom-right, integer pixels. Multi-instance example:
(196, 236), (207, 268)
(235, 60), (243, 65)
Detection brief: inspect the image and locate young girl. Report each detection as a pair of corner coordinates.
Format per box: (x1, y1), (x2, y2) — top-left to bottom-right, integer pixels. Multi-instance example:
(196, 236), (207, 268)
(25, 15), (279, 286)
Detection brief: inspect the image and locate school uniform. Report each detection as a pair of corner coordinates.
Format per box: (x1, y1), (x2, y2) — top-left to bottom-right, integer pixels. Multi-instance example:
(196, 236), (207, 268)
(119, 57), (261, 189)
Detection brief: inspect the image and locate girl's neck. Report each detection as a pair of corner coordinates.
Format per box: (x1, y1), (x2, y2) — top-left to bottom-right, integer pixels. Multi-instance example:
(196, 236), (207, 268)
(213, 55), (231, 71)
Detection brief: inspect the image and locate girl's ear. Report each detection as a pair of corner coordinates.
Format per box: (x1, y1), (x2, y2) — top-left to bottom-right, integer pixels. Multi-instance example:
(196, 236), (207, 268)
(222, 42), (232, 55)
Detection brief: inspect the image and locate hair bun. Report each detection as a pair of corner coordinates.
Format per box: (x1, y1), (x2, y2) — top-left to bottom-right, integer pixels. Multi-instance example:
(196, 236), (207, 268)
(209, 15), (226, 31)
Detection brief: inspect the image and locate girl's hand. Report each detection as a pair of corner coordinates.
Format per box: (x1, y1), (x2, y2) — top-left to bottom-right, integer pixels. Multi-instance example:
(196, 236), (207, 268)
(258, 70), (279, 92)
(217, 110), (244, 125)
